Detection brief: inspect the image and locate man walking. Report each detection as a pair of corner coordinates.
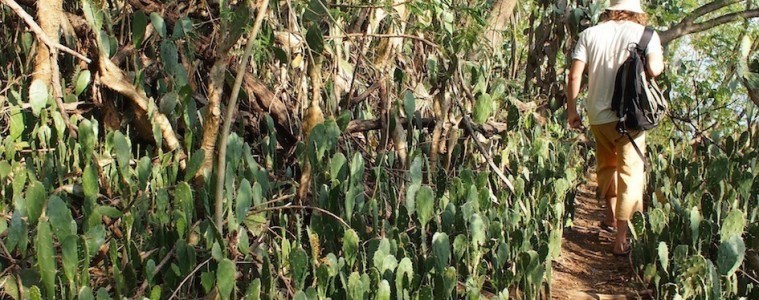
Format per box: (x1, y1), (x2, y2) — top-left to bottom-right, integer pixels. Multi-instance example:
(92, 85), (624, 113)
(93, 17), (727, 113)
(565, 0), (665, 256)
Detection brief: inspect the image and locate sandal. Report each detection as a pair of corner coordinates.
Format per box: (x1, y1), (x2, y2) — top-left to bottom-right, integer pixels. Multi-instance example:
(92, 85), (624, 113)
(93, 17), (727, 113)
(600, 221), (616, 233)
(612, 242), (631, 257)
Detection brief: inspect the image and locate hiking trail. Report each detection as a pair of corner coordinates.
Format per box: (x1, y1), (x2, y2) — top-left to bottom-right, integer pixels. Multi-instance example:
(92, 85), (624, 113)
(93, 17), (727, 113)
(551, 172), (648, 299)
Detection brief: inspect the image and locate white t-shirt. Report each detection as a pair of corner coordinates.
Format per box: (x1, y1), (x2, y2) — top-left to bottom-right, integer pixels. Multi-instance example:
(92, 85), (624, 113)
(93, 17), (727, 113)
(571, 20), (663, 125)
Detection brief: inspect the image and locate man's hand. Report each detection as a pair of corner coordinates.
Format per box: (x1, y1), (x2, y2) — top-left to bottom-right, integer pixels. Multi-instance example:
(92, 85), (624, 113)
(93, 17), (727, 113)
(565, 59), (585, 130)
(567, 109), (583, 130)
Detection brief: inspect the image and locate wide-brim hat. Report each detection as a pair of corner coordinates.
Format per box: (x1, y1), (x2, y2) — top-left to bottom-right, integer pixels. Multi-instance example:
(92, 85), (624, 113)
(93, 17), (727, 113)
(607, 0), (644, 14)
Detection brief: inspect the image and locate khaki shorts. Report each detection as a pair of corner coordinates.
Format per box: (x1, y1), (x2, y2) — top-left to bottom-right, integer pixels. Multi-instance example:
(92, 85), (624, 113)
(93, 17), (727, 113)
(590, 122), (646, 221)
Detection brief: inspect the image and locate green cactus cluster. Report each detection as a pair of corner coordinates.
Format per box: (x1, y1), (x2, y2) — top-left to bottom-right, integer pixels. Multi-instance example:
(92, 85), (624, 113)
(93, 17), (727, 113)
(631, 131), (759, 299)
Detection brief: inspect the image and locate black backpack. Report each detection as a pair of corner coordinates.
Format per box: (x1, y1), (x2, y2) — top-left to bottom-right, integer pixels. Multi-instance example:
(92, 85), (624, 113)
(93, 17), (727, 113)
(611, 27), (667, 168)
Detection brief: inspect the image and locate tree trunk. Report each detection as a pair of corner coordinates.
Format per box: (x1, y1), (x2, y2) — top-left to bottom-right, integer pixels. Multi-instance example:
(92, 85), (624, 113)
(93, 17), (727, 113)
(298, 55), (325, 203)
(485, 0), (518, 52)
(32, 0), (61, 84)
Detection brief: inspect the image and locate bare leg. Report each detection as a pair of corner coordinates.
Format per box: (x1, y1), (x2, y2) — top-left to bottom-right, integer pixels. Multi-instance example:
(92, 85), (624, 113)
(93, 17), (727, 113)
(614, 220), (629, 254)
(604, 197), (617, 227)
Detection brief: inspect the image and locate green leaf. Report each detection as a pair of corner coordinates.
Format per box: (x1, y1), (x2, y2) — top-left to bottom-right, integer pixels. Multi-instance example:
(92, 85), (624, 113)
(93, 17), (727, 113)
(6, 212), (27, 255)
(201, 271), (216, 294)
(137, 156), (151, 190)
(149, 286), (161, 300)
(145, 259), (156, 283)
(175, 182), (194, 220)
(150, 12), (166, 39)
(236, 179), (253, 225)
(469, 214), (486, 248)
(306, 24), (324, 55)
(9, 107), (24, 141)
(47, 196), (77, 240)
(243, 278), (261, 300)
(416, 185), (435, 226)
(442, 266), (457, 297)
(28, 286), (42, 300)
(172, 17), (194, 39)
(78, 119), (96, 159)
(75, 70), (91, 96)
(84, 224), (106, 258)
(217, 258), (236, 300)
(376, 280), (391, 300)
(96, 206), (123, 218)
(24, 180), (46, 225)
(82, 164), (98, 211)
(81, 0), (103, 33)
(61, 235), (79, 284)
(717, 236), (745, 276)
(721, 209), (745, 242)
(347, 272), (364, 300)
(403, 90), (415, 120)
(159, 91), (178, 115)
(329, 153), (347, 184)
(112, 131), (131, 170)
(29, 79), (48, 116)
(228, 6), (251, 49)
(36, 219), (57, 297)
(432, 232), (450, 272)
(132, 11), (148, 47)
(304, 0), (330, 22)
(293, 291), (307, 300)
(184, 150), (205, 181)
(78, 287), (95, 300)
(290, 247), (309, 290)
(343, 229), (359, 267)
(473, 93), (493, 124)
(658, 242), (669, 273)
(212, 242), (223, 261)
(395, 257), (413, 295)
(453, 234), (467, 260)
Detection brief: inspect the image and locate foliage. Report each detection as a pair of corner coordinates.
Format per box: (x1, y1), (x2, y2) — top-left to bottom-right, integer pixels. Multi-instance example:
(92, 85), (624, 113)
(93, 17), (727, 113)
(0, 0), (758, 299)
(630, 129), (759, 299)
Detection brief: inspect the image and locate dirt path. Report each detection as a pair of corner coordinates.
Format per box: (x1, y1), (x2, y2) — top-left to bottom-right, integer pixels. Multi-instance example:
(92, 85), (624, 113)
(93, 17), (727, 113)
(551, 173), (647, 299)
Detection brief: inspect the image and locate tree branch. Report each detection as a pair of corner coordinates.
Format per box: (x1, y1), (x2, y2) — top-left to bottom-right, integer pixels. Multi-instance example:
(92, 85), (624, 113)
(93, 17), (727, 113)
(1, 0), (92, 63)
(98, 56), (186, 165)
(661, 7), (759, 44)
(681, 0), (740, 24)
(346, 117), (509, 137)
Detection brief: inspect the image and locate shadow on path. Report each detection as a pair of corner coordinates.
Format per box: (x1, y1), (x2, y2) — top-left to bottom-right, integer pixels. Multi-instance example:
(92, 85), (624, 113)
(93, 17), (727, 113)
(551, 173), (648, 299)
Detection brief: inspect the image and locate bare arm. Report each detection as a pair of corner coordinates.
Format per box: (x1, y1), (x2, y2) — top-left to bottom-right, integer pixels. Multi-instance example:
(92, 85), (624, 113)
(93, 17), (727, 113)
(646, 52), (664, 77)
(566, 59), (586, 129)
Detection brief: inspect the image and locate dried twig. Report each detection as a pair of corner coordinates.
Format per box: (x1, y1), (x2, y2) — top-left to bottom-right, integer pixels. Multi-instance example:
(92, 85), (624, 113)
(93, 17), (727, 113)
(214, 0), (270, 230)
(168, 258), (212, 300)
(132, 245), (176, 298)
(453, 63), (515, 193)
(1, 0), (91, 63)
(325, 33), (440, 48)
(257, 205), (350, 228)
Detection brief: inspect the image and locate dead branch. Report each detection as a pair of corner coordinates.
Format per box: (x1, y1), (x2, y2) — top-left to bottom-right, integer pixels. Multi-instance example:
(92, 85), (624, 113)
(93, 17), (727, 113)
(215, 0), (270, 230)
(98, 55), (186, 165)
(454, 64), (515, 192)
(1, 0), (91, 63)
(346, 117), (509, 137)
(325, 33), (439, 49)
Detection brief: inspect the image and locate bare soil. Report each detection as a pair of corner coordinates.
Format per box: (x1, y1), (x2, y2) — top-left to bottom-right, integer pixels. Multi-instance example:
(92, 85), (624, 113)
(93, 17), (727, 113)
(551, 173), (649, 300)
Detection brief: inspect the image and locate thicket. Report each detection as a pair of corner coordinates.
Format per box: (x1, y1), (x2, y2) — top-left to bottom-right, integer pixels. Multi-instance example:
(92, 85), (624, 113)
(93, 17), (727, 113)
(0, 0), (757, 299)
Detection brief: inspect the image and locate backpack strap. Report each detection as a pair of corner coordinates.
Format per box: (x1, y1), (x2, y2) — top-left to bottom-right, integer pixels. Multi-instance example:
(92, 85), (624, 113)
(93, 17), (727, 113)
(625, 131), (650, 172)
(637, 27), (655, 53)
